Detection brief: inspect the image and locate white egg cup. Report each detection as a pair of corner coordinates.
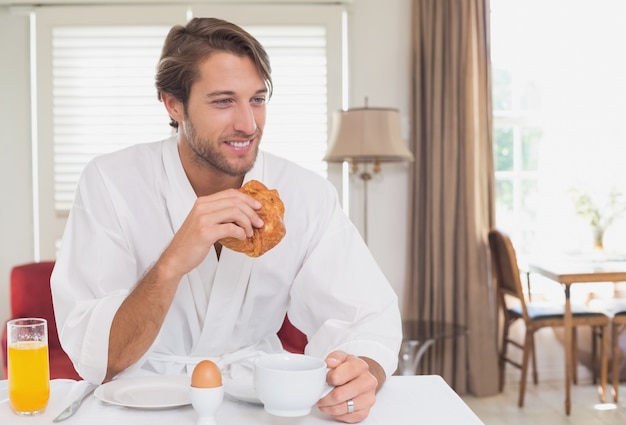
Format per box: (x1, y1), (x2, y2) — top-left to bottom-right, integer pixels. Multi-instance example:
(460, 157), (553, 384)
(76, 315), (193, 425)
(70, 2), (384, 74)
(190, 385), (224, 425)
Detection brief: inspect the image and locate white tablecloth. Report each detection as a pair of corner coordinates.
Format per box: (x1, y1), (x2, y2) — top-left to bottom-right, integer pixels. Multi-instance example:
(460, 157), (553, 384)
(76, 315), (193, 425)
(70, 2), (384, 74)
(0, 375), (483, 425)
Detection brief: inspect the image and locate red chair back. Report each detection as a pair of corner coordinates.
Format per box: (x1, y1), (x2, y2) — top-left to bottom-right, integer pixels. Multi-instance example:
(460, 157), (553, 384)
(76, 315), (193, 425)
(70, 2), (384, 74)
(10, 261), (62, 349)
(277, 315), (308, 354)
(3, 261), (306, 378)
(2, 261), (81, 380)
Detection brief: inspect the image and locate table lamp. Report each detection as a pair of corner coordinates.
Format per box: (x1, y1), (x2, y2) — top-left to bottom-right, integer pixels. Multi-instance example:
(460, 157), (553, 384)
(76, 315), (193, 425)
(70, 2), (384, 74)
(324, 106), (414, 243)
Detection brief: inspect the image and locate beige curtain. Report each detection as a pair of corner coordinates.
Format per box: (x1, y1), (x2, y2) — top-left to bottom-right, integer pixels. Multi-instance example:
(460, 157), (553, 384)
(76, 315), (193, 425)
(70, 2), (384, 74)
(404, 0), (499, 396)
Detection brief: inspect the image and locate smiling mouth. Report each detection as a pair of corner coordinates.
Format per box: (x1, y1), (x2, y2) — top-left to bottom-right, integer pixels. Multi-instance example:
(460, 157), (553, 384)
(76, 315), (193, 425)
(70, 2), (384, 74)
(226, 140), (252, 148)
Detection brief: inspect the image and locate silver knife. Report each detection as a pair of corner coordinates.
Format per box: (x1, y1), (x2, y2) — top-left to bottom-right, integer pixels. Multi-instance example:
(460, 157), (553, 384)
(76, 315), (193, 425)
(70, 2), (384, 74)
(52, 382), (98, 422)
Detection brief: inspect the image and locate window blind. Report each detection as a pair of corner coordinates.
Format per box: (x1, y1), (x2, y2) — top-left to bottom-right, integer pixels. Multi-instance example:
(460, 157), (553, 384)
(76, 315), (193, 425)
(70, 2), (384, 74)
(51, 24), (329, 212)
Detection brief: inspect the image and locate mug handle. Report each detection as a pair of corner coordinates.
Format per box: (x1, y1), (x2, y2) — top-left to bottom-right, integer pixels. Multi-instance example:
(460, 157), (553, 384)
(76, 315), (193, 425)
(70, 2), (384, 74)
(320, 384), (334, 398)
(320, 368), (335, 399)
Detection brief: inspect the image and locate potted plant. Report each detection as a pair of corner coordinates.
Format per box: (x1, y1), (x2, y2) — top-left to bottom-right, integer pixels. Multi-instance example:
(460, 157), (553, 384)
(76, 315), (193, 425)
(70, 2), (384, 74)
(572, 188), (626, 250)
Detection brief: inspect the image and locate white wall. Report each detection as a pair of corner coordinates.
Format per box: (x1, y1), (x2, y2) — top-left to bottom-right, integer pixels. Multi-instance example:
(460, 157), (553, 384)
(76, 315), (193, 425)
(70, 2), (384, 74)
(0, 0), (413, 379)
(0, 8), (36, 379)
(346, 0), (412, 310)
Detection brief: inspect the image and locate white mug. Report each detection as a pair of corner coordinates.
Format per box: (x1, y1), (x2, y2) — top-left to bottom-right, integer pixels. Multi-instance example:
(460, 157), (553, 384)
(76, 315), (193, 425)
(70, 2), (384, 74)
(254, 353), (333, 417)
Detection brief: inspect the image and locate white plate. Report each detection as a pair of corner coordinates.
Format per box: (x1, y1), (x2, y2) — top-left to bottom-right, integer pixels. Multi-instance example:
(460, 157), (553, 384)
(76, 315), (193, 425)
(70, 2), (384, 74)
(223, 376), (261, 405)
(94, 375), (191, 409)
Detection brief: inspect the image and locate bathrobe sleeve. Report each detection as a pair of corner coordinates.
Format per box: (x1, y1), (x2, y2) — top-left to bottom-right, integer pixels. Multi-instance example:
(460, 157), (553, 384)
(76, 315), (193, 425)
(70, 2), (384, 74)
(283, 180), (402, 377)
(51, 156), (153, 384)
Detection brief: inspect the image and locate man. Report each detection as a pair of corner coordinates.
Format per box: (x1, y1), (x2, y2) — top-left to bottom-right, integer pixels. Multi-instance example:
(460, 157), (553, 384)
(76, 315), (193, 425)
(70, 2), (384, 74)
(51, 17), (401, 423)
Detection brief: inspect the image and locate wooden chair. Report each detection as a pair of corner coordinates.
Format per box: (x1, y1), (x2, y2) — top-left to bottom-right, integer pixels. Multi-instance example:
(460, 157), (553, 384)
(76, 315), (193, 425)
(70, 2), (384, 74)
(611, 311), (626, 401)
(579, 286), (626, 402)
(590, 298), (626, 402)
(488, 228), (609, 407)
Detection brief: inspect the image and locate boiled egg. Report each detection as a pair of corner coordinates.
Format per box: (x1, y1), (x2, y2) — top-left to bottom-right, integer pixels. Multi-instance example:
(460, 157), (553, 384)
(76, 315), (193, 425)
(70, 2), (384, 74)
(191, 360), (223, 388)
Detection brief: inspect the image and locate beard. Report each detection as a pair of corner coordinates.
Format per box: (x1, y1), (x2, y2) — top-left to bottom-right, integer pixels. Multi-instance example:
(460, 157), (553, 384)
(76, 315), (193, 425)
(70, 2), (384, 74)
(182, 116), (260, 177)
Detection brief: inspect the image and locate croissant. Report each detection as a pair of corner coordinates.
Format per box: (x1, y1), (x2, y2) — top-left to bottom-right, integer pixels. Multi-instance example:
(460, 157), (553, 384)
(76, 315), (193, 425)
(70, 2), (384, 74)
(219, 180), (286, 257)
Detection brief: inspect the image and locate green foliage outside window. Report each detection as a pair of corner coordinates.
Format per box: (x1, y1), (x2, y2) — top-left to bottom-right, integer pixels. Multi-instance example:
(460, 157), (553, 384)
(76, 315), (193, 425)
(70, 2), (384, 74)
(496, 180), (513, 212)
(494, 127), (513, 171)
(492, 67), (512, 111)
(521, 128), (541, 171)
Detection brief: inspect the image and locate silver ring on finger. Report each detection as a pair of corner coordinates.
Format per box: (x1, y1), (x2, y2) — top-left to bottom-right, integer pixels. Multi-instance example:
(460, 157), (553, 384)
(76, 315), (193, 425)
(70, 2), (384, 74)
(347, 399), (355, 414)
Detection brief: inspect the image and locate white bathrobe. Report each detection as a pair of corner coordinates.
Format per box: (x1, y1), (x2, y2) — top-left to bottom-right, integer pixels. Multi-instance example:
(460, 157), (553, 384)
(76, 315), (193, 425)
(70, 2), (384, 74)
(51, 136), (402, 384)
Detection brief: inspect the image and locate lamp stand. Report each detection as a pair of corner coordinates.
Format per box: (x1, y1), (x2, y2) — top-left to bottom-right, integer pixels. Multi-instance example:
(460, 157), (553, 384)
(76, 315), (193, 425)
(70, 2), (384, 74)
(352, 160), (380, 245)
(360, 170), (372, 244)
(324, 107), (414, 245)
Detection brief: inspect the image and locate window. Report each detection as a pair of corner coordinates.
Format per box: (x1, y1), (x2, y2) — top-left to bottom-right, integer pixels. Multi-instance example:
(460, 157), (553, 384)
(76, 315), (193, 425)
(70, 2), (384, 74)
(51, 24), (174, 212)
(492, 68), (541, 254)
(490, 0), (626, 258)
(34, 4), (344, 257)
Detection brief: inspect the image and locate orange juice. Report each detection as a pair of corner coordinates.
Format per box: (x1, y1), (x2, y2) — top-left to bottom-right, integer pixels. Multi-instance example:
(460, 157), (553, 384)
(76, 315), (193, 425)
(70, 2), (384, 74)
(8, 341), (50, 414)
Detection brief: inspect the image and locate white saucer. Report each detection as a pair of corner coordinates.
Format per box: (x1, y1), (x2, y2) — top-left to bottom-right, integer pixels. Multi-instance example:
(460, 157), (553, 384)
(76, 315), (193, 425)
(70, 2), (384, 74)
(223, 376), (261, 405)
(94, 375), (191, 409)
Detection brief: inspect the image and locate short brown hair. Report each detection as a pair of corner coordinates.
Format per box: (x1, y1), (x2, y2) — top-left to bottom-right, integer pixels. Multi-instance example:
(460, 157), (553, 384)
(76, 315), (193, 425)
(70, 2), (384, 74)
(155, 17), (273, 129)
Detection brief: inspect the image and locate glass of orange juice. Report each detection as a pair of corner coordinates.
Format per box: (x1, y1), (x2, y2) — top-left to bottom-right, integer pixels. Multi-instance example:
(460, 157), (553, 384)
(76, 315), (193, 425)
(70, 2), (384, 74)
(7, 318), (50, 416)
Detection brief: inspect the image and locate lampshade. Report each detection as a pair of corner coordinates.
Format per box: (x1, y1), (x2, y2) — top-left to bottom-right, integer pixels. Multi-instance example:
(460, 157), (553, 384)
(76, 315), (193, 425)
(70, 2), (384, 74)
(324, 107), (414, 163)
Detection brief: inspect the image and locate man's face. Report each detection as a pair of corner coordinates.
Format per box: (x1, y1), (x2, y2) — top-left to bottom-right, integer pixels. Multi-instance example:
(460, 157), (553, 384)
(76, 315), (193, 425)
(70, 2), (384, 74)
(181, 51), (267, 176)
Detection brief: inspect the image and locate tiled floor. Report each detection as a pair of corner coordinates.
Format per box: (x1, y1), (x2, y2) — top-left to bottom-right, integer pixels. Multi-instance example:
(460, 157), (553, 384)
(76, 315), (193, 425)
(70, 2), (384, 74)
(461, 380), (626, 424)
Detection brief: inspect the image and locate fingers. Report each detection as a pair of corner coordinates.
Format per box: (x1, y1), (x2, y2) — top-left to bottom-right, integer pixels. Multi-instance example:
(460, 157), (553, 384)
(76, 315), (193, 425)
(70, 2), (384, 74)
(190, 189), (262, 239)
(317, 352), (378, 423)
(325, 353), (370, 388)
(319, 380), (376, 423)
(195, 189), (264, 236)
(159, 188), (264, 276)
(325, 351), (349, 368)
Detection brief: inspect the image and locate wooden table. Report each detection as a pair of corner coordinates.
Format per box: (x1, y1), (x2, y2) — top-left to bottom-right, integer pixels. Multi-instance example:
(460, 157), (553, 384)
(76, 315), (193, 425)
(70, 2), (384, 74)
(527, 258), (626, 415)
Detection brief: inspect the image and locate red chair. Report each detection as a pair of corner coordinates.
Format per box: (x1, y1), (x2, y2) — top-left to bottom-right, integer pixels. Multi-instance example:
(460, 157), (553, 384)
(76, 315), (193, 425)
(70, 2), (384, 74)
(277, 315), (308, 354)
(1, 261), (81, 380)
(1, 262), (306, 379)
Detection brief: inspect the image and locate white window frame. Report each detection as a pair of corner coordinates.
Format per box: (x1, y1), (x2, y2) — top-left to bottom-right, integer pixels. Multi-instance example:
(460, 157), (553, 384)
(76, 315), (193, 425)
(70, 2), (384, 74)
(493, 112), (541, 255)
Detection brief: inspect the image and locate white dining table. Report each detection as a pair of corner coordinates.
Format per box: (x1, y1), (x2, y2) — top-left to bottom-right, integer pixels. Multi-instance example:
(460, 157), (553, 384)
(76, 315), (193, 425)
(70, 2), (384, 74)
(0, 375), (483, 425)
